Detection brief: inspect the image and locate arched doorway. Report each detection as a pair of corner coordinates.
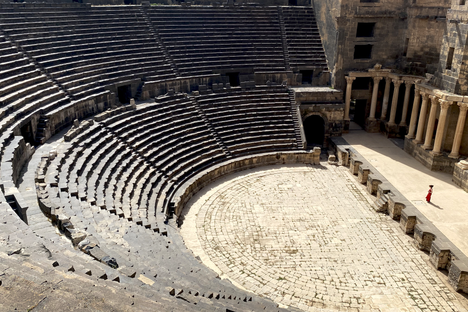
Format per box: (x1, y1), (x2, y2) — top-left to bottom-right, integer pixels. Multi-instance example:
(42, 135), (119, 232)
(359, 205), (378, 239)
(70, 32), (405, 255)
(303, 115), (325, 147)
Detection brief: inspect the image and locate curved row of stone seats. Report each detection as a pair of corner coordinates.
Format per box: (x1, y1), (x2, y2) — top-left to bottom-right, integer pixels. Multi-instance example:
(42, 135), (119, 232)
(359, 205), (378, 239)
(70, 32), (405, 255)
(0, 199), (222, 311)
(147, 6), (287, 76)
(102, 95), (228, 211)
(0, 5), (176, 100)
(281, 7), (328, 70)
(39, 119), (291, 311)
(196, 86), (300, 156)
(0, 35), (70, 151)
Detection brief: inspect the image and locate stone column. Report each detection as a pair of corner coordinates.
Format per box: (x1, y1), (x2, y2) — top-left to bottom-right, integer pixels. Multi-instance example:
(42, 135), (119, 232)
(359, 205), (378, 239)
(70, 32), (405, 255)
(369, 76), (382, 120)
(381, 77), (392, 120)
(388, 79), (402, 126)
(449, 103), (468, 159)
(407, 88), (421, 139)
(399, 81), (413, 127)
(422, 96), (440, 150)
(344, 76), (356, 120)
(432, 100), (452, 155)
(415, 92), (430, 144)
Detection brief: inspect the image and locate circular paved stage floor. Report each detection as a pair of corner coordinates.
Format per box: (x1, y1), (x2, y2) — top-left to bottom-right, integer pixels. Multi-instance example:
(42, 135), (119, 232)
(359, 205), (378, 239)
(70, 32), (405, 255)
(181, 164), (467, 312)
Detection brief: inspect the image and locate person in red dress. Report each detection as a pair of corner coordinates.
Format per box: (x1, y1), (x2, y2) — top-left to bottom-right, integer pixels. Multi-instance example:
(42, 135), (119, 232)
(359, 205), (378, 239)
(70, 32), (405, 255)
(426, 185), (434, 203)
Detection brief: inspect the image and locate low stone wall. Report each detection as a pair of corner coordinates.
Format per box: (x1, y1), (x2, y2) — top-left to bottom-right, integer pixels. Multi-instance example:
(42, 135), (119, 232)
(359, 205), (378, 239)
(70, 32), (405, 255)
(452, 160), (468, 192)
(141, 75), (222, 100)
(46, 92), (112, 142)
(404, 138), (458, 174)
(171, 149), (321, 218)
(331, 137), (468, 294)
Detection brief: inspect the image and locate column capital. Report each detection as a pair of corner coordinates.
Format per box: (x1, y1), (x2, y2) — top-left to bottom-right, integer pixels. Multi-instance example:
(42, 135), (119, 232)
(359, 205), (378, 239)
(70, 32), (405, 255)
(373, 76), (383, 83)
(421, 92), (430, 100)
(439, 100), (453, 110)
(429, 95), (439, 105)
(385, 76), (392, 83)
(393, 79), (402, 87)
(404, 81), (413, 87)
(345, 76), (356, 83)
(458, 102), (468, 112)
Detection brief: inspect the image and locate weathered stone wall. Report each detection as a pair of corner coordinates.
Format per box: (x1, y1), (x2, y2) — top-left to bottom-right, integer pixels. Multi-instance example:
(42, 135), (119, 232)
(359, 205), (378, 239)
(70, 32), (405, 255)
(141, 75), (222, 99)
(435, 4), (468, 95)
(311, 0), (341, 86)
(405, 6), (449, 75)
(335, 16), (407, 90)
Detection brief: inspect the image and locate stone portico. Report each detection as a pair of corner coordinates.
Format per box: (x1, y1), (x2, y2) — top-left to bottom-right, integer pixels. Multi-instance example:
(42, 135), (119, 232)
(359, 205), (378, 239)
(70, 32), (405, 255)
(345, 65), (468, 190)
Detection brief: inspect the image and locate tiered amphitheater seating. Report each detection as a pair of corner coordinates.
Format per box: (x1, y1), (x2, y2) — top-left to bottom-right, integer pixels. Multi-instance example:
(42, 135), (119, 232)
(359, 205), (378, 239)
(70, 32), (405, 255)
(102, 94), (227, 210)
(196, 86), (300, 156)
(0, 3), (323, 310)
(0, 5), (176, 100)
(147, 6), (287, 76)
(40, 96), (293, 311)
(281, 7), (328, 70)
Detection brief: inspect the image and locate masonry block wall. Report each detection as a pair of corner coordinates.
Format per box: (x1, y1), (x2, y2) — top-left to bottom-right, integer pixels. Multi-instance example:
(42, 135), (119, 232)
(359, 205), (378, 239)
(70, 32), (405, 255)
(314, 0), (450, 91)
(406, 4), (449, 75)
(311, 0), (341, 86)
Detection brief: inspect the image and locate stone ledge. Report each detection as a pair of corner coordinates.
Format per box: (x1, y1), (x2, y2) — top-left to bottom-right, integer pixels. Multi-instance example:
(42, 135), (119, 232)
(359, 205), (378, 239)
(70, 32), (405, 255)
(331, 136), (468, 294)
(171, 149), (321, 218)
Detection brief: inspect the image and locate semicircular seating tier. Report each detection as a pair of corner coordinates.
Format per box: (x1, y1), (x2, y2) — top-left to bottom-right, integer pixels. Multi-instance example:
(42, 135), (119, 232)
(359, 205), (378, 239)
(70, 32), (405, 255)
(50, 86), (302, 220)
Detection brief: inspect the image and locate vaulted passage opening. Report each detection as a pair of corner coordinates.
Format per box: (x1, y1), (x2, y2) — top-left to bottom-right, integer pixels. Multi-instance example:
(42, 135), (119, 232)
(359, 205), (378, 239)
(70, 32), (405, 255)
(117, 85), (132, 104)
(227, 72), (240, 87)
(303, 115), (325, 147)
(301, 70), (314, 84)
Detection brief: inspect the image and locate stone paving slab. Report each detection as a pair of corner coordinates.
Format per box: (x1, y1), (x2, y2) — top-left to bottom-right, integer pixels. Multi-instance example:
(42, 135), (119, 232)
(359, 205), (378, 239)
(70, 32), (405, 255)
(181, 164), (468, 312)
(343, 124), (468, 257)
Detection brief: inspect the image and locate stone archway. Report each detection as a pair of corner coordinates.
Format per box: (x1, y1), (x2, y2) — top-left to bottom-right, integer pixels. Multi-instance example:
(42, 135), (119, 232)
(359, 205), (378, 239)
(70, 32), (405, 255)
(303, 114), (325, 147)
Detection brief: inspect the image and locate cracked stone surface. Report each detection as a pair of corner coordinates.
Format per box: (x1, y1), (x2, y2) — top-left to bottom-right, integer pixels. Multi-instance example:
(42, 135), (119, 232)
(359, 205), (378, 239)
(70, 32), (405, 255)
(181, 164), (468, 312)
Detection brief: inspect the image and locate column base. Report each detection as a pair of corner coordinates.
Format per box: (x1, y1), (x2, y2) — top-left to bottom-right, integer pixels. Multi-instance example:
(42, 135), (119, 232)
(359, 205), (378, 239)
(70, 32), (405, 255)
(404, 138), (458, 173)
(448, 153), (460, 159)
(365, 117), (380, 133)
(405, 134), (415, 140)
(422, 145), (433, 150)
(343, 119), (350, 133)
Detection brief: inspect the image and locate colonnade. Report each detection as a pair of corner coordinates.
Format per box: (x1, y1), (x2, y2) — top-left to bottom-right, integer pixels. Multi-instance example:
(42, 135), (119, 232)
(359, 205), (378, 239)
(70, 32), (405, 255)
(344, 74), (418, 127)
(345, 73), (468, 159)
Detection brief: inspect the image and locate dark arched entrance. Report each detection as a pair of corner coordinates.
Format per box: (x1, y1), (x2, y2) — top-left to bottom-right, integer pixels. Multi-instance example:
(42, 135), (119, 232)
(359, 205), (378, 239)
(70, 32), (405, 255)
(303, 115), (325, 147)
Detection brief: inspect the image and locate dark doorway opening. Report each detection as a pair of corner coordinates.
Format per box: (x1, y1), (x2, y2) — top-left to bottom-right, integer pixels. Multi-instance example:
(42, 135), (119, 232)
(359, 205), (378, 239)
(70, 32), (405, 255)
(227, 73), (240, 87)
(301, 70), (314, 84)
(288, 0), (297, 5)
(303, 115), (325, 147)
(20, 121), (35, 146)
(118, 85), (132, 104)
(124, 0), (135, 4)
(353, 99), (368, 127)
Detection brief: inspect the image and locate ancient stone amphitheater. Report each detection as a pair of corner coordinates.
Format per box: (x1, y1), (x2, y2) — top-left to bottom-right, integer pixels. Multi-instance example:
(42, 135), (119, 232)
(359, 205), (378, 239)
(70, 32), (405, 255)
(0, 2), (467, 312)
(0, 3), (329, 311)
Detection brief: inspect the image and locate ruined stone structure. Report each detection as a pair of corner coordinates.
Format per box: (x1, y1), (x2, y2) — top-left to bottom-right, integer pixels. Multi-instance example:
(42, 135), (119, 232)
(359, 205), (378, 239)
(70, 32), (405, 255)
(0, 0), (468, 311)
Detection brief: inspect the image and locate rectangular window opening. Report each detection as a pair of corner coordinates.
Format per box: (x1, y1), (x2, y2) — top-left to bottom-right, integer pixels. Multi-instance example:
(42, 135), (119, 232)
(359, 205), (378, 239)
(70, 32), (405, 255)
(360, 0), (379, 2)
(354, 45), (373, 59)
(356, 23), (376, 37)
(446, 47), (455, 70)
(460, 0), (466, 5)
